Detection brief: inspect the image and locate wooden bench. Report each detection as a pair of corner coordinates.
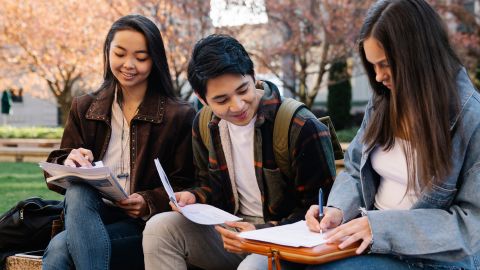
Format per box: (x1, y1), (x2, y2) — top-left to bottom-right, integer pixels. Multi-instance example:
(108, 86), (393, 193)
(334, 143), (349, 172)
(5, 256), (41, 270)
(0, 139), (60, 162)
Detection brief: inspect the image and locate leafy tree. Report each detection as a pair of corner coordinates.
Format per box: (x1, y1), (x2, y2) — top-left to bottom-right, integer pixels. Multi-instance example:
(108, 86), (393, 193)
(243, 0), (373, 108)
(432, 0), (480, 89)
(107, 0), (214, 99)
(0, 0), (112, 125)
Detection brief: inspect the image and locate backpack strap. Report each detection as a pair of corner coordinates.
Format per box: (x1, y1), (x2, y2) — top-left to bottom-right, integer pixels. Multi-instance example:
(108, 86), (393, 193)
(199, 100), (344, 180)
(273, 98), (305, 180)
(318, 116), (344, 160)
(198, 106), (213, 151)
(274, 99), (345, 180)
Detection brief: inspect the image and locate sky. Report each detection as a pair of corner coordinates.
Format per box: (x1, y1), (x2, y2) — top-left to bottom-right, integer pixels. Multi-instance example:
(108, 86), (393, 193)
(210, 0), (268, 27)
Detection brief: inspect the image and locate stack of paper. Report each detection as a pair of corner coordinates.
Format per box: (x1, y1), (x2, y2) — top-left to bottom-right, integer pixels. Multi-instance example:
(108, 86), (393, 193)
(238, 221), (326, 247)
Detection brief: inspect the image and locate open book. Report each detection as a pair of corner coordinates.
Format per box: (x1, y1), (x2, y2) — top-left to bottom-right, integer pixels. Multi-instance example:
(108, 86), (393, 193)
(154, 158), (241, 225)
(39, 162), (128, 202)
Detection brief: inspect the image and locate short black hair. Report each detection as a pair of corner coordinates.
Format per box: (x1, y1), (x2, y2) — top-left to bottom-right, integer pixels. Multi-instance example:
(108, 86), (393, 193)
(187, 34), (254, 101)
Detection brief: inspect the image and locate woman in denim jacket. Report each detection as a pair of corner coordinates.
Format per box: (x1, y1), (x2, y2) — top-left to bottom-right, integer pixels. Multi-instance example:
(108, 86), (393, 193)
(300, 0), (480, 269)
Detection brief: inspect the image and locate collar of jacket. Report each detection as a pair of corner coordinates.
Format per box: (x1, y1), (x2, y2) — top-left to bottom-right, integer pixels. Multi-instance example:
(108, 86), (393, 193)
(85, 85), (166, 124)
(449, 67), (475, 131)
(207, 80), (282, 128)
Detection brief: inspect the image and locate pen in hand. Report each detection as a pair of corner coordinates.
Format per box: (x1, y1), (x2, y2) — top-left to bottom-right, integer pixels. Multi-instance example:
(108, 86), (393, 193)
(318, 188), (324, 235)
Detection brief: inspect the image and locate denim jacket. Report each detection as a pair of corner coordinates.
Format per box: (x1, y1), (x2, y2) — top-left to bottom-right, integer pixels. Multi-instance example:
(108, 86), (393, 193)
(328, 68), (480, 268)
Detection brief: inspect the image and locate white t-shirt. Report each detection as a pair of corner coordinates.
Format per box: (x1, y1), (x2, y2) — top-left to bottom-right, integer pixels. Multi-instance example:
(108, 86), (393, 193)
(372, 139), (419, 210)
(226, 116), (263, 217)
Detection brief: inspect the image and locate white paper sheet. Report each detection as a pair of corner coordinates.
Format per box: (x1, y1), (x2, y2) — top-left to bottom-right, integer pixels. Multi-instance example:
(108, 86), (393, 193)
(238, 220), (326, 247)
(153, 158), (179, 208)
(154, 158), (242, 225)
(179, 203), (242, 225)
(39, 161), (107, 177)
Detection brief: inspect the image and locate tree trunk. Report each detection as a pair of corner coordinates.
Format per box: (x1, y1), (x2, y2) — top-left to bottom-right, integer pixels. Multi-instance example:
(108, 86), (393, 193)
(281, 53), (296, 98)
(47, 80), (74, 126)
(57, 95), (72, 126)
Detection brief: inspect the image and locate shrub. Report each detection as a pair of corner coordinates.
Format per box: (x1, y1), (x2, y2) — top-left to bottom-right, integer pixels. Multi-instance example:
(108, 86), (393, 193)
(0, 126), (63, 139)
(327, 61), (352, 130)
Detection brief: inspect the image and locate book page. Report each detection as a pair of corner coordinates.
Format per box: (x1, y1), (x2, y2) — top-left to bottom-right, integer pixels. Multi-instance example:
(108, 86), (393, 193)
(14, 250), (44, 259)
(153, 158), (179, 208)
(39, 162), (128, 201)
(40, 161), (109, 177)
(238, 221), (326, 247)
(154, 158), (242, 225)
(180, 203), (242, 225)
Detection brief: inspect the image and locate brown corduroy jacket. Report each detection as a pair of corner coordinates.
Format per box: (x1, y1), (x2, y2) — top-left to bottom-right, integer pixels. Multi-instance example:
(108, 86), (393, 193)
(46, 86), (196, 218)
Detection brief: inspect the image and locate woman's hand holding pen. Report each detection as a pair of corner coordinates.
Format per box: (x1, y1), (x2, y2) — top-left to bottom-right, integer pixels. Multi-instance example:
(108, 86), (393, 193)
(169, 191), (196, 211)
(306, 205), (343, 233)
(305, 205), (372, 255)
(215, 221), (255, 254)
(64, 148), (94, 168)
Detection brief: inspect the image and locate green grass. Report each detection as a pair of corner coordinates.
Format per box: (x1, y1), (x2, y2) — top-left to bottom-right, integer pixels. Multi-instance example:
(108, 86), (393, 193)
(337, 126), (359, 143)
(0, 162), (63, 213)
(0, 126), (63, 138)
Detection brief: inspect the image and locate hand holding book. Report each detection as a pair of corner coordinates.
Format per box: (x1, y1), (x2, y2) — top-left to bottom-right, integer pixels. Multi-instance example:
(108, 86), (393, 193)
(115, 193), (148, 218)
(63, 147), (94, 168)
(39, 162), (128, 202)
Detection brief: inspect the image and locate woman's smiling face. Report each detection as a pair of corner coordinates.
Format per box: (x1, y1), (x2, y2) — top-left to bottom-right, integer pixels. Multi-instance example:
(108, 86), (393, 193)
(109, 29), (152, 92)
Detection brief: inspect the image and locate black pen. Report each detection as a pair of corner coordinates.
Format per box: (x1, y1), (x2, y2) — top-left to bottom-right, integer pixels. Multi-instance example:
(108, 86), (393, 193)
(318, 188), (324, 234)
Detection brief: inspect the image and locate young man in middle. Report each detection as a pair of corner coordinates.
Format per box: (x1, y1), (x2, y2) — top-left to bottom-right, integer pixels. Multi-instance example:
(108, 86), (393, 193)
(143, 34), (336, 270)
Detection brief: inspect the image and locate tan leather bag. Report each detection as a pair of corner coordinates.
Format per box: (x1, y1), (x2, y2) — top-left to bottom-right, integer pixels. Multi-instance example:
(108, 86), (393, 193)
(239, 239), (360, 270)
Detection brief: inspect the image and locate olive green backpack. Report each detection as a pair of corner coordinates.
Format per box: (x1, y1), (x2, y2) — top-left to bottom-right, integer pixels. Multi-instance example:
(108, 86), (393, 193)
(198, 98), (343, 179)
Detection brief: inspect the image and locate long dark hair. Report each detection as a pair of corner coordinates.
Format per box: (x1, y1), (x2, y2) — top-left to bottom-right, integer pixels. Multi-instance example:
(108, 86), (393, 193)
(99, 14), (176, 98)
(359, 0), (461, 192)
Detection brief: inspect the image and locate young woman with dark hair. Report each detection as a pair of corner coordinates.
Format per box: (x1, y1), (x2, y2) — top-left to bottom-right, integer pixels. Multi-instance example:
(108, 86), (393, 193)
(42, 14), (195, 270)
(295, 0), (480, 269)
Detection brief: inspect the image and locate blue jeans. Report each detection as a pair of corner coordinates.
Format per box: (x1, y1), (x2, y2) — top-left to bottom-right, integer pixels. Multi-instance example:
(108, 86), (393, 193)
(42, 183), (144, 270)
(281, 254), (471, 270)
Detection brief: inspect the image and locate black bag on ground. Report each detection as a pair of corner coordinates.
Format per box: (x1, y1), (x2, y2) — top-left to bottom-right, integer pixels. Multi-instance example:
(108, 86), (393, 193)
(0, 197), (63, 251)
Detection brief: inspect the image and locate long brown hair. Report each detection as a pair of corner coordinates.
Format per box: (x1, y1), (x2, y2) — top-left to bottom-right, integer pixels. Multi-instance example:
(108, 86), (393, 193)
(359, 0), (461, 192)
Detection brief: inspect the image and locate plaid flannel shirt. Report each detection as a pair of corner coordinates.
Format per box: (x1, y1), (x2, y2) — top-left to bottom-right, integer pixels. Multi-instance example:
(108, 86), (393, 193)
(190, 80), (336, 227)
